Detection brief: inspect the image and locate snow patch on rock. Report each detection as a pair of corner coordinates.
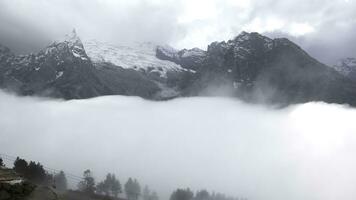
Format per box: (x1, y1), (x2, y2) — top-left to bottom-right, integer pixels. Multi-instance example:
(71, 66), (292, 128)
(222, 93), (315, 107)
(55, 71), (64, 79)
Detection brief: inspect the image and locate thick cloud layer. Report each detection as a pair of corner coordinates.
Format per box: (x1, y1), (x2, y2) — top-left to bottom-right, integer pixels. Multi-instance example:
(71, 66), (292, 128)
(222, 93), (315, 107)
(1, 90), (356, 200)
(0, 0), (355, 64)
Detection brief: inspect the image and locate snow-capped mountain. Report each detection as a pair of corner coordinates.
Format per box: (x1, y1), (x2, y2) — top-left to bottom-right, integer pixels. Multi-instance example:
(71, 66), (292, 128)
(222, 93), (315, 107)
(0, 30), (163, 99)
(333, 58), (356, 78)
(0, 29), (110, 98)
(83, 40), (193, 79)
(1, 30), (356, 106)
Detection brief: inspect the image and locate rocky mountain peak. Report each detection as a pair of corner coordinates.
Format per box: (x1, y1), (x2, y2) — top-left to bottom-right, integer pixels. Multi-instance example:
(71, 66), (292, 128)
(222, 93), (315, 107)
(43, 29), (89, 62)
(206, 31), (274, 66)
(66, 29), (78, 39)
(63, 29), (82, 46)
(232, 31), (266, 42)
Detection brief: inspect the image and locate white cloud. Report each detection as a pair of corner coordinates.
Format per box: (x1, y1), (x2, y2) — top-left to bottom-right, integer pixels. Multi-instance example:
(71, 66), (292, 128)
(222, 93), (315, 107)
(289, 22), (315, 36)
(178, 0), (217, 23)
(1, 91), (356, 200)
(243, 17), (285, 33)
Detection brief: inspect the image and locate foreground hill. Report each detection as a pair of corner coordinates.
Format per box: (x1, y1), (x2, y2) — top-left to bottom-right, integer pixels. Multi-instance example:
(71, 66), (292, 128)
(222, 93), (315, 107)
(0, 30), (355, 106)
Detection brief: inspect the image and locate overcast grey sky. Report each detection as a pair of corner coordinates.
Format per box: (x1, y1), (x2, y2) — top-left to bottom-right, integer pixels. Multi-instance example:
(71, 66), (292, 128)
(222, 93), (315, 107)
(0, 0), (355, 64)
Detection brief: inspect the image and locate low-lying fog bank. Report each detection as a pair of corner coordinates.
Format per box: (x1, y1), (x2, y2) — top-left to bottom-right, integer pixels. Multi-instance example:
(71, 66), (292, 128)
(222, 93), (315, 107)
(1, 90), (356, 200)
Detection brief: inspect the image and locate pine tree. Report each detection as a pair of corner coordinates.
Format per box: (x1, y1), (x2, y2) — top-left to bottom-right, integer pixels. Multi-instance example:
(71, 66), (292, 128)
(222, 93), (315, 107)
(54, 171), (67, 191)
(13, 157), (28, 175)
(125, 178), (141, 200)
(195, 190), (210, 200)
(170, 188), (194, 200)
(125, 178), (134, 200)
(111, 174), (122, 197)
(143, 186), (159, 200)
(26, 161), (46, 183)
(78, 169), (96, 194)
(150, 191), (159, 200)
(96, 181), (107, 196)
(143, 185), (151, 200)
(97, 173), (122, 197)
(133, 179), (141, 200)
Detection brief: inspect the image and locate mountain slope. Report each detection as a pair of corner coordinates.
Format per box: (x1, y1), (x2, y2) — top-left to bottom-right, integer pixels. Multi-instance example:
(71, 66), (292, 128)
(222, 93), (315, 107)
(0, 30), (356, 106)
(177, 32), (356, 105)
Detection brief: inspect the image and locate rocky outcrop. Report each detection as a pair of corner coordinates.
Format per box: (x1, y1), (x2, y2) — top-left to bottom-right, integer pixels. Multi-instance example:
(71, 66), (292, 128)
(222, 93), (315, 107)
(156, 45), (206, 70)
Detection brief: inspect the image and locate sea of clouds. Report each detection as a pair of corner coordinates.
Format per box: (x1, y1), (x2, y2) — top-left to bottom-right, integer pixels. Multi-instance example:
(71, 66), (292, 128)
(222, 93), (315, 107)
(1, 90), (356, 200)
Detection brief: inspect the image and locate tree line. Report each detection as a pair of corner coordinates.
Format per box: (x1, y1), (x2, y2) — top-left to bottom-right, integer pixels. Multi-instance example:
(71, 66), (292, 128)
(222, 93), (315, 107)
(1, 156), (159, 200)
(77, 169), (159, 200)
(11, 157), (68, 190)
(1, 156), (246, 200)
(170, 188), (247, 200)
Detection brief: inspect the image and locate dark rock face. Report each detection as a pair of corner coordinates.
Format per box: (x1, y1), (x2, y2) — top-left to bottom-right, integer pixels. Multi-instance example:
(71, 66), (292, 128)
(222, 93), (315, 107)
(156, 46), (206, 70)
(1, 30), (356, 107)
(94, 63), (161, 99)
(172, 32), (356, 106)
